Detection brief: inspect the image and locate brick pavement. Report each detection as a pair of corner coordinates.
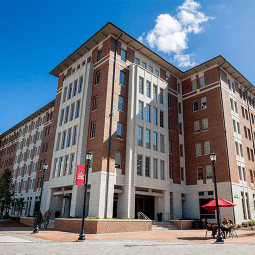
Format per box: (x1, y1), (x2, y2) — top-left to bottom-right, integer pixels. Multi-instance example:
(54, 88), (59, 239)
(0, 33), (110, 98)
(2, 227), (255, 243)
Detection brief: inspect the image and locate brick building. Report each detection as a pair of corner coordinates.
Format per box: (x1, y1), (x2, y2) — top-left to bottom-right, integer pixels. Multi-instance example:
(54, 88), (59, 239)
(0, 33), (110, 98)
(1, 22), (254, 223)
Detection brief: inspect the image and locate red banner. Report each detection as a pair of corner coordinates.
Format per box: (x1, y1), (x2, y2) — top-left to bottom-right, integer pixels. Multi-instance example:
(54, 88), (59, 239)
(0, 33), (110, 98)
(75, 165), (86, 185)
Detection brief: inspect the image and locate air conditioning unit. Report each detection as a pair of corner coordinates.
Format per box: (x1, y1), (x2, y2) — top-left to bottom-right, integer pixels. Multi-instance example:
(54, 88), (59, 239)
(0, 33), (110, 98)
(201, 104), (207, 109)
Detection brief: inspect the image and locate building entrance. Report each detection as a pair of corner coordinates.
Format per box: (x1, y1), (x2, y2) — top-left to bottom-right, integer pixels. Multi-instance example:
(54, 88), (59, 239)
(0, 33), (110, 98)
(135, 195), (154, 220)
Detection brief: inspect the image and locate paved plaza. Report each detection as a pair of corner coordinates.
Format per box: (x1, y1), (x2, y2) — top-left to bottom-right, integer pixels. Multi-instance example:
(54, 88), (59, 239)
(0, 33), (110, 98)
(0, 227), (255, 254)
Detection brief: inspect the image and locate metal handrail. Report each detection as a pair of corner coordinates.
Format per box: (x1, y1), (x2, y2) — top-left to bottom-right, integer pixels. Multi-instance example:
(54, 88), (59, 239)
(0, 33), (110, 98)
(167, 213), (183, 229)
(137, 212), (155, 224)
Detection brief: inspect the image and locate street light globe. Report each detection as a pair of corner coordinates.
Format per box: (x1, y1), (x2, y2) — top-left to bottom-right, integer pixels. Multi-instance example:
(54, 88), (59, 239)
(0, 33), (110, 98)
(43, 162), (49, 170)
(210, 152), (216, 162)
(86, 152), (92, 161)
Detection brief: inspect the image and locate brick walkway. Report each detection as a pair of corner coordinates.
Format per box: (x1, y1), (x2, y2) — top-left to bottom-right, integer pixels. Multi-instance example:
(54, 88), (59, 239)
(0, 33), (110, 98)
(5, 228), (255, 243)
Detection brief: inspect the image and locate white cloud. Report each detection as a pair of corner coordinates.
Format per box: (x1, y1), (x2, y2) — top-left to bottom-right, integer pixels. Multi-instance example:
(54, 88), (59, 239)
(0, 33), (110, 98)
(138, 0), (214, 68)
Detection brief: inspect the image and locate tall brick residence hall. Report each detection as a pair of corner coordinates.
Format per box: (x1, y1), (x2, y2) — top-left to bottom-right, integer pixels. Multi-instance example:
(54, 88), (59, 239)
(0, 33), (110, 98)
(1, 22), (255, 224)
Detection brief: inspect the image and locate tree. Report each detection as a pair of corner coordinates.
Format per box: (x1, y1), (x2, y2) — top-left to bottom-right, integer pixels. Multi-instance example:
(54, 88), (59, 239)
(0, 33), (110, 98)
(0, 168), (15, 215)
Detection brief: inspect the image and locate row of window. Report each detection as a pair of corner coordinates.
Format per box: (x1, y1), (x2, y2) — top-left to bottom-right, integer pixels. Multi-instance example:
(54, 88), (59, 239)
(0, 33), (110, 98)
(138, 101), (165, 127)
(194, 119), (208, 133)
(52, 153), (75, 178)
(139, 77), (164, 103)
(137, 127), (165, 153)
(192, 77), (205, 91)
(15, 145), (41, 164)
(235, 142), (244, 157)
(18, 131), (42, 150)
(93, 94), (124, 113)
(59, 101), (81, 126)
(56, 126), (78, 151)
(135, 58), (159, 77)
(14, 161), (38, 179)
(193, 97), (207, 111)
(247, 147), (254, 161)
(137, 155), (165, 180)
(63, 77), (83, 103)
(195, 141), (210, 156)
(197, 165), (212, 180)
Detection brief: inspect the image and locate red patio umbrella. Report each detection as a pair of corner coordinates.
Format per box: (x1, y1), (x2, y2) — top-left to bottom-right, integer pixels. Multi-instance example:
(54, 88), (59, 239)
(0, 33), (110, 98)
(201, 197), (236, 213)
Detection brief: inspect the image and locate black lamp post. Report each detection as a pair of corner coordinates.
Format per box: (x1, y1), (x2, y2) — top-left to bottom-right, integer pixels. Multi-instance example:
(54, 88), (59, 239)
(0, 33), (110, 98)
(210, 152), (224, 243)
(32, 161), (48, 234)
(78, 152), (92, 241)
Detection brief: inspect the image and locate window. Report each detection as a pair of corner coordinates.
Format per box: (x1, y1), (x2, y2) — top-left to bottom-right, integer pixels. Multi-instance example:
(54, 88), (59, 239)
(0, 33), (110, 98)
(248, 129), (251, 140)
(200, 77), (205, 88)
(149, 66), (153, 73)
(70, 154), (75, 174)
(168, 97), (171, 108)
(160, 135), (164, 153)
(206, 165), (212, 179)
(67, 128), (72, 147)
(58, 157), (63, 177)
(181, 167), (184, 181)
(120, 71), (125, 86)
(198, 167), (203, 180)
(238, 166), (243, 180)
(145, 157), (150, 177)
(146, 105), (151, 122)
(196, 143), (201, 156)
(178, 103), (182, 114)
(62, 131), (66, 149)
(192, 80), (197, 91)
(247, 147), (251, 160)
(166, 76), (170, 87)
(153, 85), (157, 101)
(233, 120), (236, 132)
(91, 122), (96, 138)
(169, 164), (173, 179)
(73, 126), (77, 145)
(155, 70), (159, 76)
(56, 133), (61, 151)
(92, 96), (98, 111)
(245, 109), (249, 120)
(178, 83), (181, 94)
(228, 79), (231, 89)
(115, 152), (121, 168)
(68, 84), (72, 100)
(204, 141), (210, 155)
(63, 87), (67, 102)
(138, 127), (143, 146)
(251, 149), (254, 161)
(117, 123), (123, 139)
(76, 101), (81, 118)
(201, 97), (207, 109)
(241, 106), (245, 118)
(65, 106), (70, 123)
(240, 144), (243, 157)
(118, 96), (124, 111)
(193, 100), (198, 111)
(180, 144), (184, 157)
(168, 118), (171, 130)
(153, 159), (158, 178)
(160, 111), (164, 128)
(202, 118), (208, 131)
(230, 99), (234, 110)
(138, 101), (143, 119)
(142, 62), (146, 69)
(244, 126), (248, 138)
(137, 155), (142, 176)
(139, 77), (144, 94)
(194, 120), (200, 133)
(87, 57), (91, 63)
(153, 132), (157, 151)
(179, 123), (183, 135)
(78, 76), (83, 93)
(243, 167), (246, 181)
(146, 130), (150, 149)
(63, 155), (69, 175)
(121, 49), (126, 62)
(135, 58), (140, 65)
(59, 109), (64, 126)
(146, 81), (151, 98)
(236, 143), (240, 156)
(159, 89), (163, 104)
(169, 140), (172, 154)
(160, 161), (165, 180)
(98, 49), (102, 61)
(237, 122), (240, 134)
(153, 107), (157, 125)
(95, 71), (100, 84)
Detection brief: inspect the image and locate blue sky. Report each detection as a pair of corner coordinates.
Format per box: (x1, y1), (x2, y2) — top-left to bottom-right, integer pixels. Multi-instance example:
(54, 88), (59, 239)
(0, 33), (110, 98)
(1, 0), (255, 134)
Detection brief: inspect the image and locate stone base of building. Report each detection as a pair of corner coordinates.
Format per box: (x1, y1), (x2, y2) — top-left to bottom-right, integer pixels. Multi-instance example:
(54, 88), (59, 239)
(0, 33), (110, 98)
(54, 218), (152, 234)
(20, 217), (35, 227)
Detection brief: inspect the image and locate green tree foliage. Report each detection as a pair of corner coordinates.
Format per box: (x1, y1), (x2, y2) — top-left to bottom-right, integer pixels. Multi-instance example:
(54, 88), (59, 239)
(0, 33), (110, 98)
(0, 168), (15, 214)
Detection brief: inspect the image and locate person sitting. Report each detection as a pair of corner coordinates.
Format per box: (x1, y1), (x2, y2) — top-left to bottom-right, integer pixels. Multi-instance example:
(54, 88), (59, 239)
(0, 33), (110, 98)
(221, 218), (233, 238)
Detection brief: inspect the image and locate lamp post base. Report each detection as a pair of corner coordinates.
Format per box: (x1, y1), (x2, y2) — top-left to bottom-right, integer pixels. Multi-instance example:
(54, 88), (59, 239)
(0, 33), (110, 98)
(77, 232), (86, 241)
(216, 234), (224, 243)
(32, 225), (39, 234)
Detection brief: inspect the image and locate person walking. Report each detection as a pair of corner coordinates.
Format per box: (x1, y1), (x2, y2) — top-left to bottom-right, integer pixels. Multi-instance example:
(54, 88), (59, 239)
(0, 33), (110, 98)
(38, 211), (43, 228)
(44, 209), (52, 229)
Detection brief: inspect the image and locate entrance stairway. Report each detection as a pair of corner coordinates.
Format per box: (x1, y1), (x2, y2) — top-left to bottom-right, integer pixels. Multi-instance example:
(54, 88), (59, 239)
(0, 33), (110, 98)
(152, 222), (179, 231)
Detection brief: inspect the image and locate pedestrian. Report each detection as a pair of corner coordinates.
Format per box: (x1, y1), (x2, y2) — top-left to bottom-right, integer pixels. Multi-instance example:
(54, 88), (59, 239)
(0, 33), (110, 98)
(44, 208), (52, 229)
(38, 211), (43, 228)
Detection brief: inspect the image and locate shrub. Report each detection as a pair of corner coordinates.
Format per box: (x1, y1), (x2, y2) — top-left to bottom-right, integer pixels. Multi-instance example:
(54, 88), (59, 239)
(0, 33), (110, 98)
(242, 222), (248, 227)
